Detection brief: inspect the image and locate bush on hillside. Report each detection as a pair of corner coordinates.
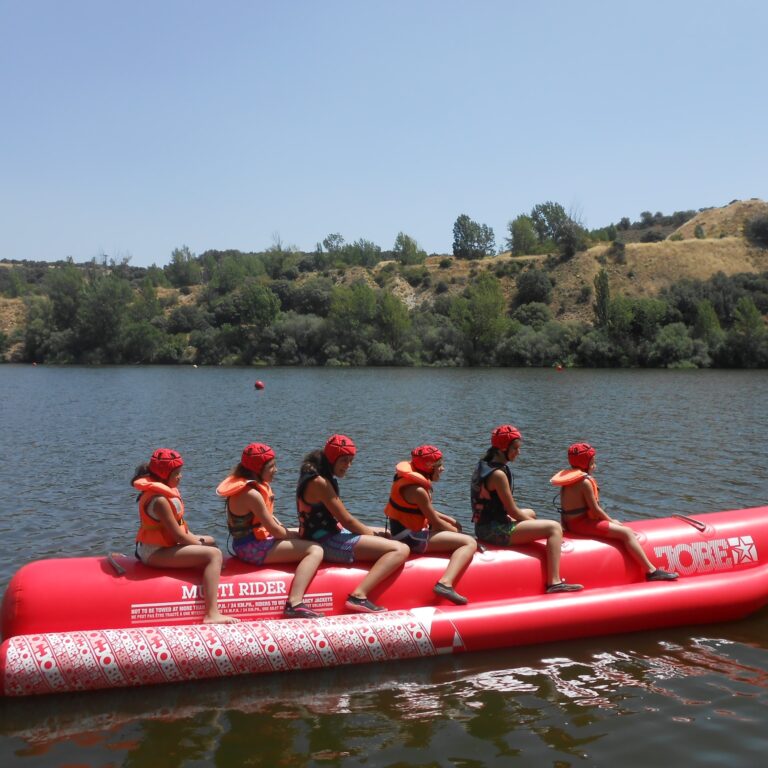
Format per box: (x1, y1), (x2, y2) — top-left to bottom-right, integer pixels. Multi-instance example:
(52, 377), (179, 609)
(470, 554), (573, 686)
(514, 268), (553, 307)
(745, 215), (768, 248)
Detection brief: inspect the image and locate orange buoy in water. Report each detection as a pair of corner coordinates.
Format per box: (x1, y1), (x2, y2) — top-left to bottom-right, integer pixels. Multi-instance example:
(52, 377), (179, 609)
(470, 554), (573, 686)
(254, 380), (265, 390)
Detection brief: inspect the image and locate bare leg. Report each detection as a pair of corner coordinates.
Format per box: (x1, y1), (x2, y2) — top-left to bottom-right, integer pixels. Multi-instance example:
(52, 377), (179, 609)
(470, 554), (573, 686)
(602, 523), (657, 573)
(425, 532), (477, 587)
(264, 540), (324, 606)
(509, 519), (565, 586)
(148, 544), (238, 624)
(350, 537), (410, 598)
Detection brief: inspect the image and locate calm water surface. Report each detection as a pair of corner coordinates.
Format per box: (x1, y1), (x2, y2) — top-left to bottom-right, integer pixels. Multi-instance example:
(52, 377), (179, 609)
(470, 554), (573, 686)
(1, 366), (767, 766)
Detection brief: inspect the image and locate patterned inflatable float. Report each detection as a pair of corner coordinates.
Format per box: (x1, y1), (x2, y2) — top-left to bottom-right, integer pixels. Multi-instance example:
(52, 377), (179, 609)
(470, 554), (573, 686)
(2, 506), (768, 696)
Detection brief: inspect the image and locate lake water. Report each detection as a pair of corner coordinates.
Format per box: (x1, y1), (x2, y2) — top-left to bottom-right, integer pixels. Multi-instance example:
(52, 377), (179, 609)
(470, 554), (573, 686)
(1, 365), (767, 766)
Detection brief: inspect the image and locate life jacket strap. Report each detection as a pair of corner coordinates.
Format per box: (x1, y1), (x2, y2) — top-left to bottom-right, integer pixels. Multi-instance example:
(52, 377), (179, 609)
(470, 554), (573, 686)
(387, 497), (421, 515)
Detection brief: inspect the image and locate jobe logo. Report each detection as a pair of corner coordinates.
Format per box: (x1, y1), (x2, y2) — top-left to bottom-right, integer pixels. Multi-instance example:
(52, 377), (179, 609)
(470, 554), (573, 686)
(654, 536), (758, 576)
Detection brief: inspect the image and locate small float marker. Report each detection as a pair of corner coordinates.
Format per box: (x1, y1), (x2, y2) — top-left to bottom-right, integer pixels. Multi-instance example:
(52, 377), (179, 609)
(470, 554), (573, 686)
(254, 380), (265, 390)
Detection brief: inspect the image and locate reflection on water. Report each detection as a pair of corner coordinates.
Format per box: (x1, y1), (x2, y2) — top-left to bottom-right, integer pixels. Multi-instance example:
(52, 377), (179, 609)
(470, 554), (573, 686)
(1, 366), (767, 766)
(3, 613), (768, 765)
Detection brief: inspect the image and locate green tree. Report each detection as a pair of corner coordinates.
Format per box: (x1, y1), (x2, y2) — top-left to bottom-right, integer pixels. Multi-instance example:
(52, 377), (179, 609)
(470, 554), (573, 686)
(452, 214), (496, 260)
(505, 215), (538, 255)
(235, 281), (281, 327)
(72, 274), (133, 361)
(119, 320), (166, 363)
(692, 299), (725, 350)
(530, 201), (569, 244)
(209, 254), (249, 295)
(593, 269), (610, 328)
(557, 217), (588, 260)
(496, 320), (576, 367)
(329, 282), (378, 355)
(377, 291), (411, 351)
(166, 304), (211, 334)
(650, 323), (695, 367)
(128, 277), (162, 322)
(291, 277), (334, 317)
(392, 232), (427, 265)
(344, 238), (382, 267)
(22, 296), (54, 362)
(44, 264), (84, 329)
(165, 246), (202, 287)
(451, 272), (507, 363)
(270, 312), (329, 365)
(322, 233), (345, 253)
(727, 297), (768, 366)
(575, 328), (621, 367)
(0, 329), (8, 360)
(0, 267), (28, 297)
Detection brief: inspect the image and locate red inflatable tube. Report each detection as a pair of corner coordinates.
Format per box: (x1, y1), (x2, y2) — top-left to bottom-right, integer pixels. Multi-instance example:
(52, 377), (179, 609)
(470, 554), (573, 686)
(2, 507), (768, 696)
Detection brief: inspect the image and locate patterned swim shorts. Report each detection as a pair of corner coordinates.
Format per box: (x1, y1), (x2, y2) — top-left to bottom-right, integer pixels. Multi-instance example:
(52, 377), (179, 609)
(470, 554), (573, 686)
(233, 534), (279, 566)
(475, 519), (517, 546)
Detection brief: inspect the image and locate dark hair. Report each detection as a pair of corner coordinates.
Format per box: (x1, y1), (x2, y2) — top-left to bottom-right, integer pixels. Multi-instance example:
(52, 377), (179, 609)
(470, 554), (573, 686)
(300, 449), (334, 480)
(131, 462), (162, 485)
(231, 462), (260, 481)
(482, 446), (503, 463)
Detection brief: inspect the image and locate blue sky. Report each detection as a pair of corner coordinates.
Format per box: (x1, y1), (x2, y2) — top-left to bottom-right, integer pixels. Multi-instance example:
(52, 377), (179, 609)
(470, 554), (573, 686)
(2, 0), (766, 267)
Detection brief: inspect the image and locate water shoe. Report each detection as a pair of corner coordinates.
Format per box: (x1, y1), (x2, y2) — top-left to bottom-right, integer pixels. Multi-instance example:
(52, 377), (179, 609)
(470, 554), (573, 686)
(434, 582), (468, 605)
(646, 568), (679, 581)
(345, 595), (387, 613)
(284, 602), (325, 619)
(545, 581), (584, 594)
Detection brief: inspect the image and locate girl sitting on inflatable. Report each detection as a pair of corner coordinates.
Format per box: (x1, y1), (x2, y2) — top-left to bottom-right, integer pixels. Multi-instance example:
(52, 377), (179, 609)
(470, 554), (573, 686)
(297, 434), (410, 613)
(133, 448), (238, 624)
(551, 443), (678, 581)
(472, 425), (583, 594)
(217, 442), (325, 619)
(385, 445), (477, 605)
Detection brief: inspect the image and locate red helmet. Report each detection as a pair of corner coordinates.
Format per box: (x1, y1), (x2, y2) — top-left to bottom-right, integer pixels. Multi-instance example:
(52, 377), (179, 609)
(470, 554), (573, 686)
(241, 442), (276, 473)
(491, 424), (522, 451)
(324, 434), (357, 464)
(411, 445), (443, 473)
(149, 448), (184, 481)
(568, 442), (596, 471)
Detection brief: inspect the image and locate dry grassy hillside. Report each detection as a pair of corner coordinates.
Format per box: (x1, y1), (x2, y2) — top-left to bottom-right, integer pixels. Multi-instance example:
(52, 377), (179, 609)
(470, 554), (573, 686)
(0, 297), (25, 335)
(674, 198), (768, 239)
(550, 199), (768, 323)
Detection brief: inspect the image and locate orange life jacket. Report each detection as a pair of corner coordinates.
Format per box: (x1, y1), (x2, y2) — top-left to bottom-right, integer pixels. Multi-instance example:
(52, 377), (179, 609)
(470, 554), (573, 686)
(384, 461), (432, 532)
(216, 475), (274, 541)
(134, 477), (188, 547)
(550, 469), (600, 521)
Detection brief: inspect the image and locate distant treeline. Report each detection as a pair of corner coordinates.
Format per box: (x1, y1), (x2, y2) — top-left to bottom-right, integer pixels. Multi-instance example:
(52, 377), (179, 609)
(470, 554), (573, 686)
(1, 206), (767, 368)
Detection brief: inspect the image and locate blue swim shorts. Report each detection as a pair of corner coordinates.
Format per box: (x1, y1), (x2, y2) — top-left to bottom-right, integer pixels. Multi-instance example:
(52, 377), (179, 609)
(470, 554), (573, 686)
(391, 528), (431, 554)
(317, 530), (361, 564)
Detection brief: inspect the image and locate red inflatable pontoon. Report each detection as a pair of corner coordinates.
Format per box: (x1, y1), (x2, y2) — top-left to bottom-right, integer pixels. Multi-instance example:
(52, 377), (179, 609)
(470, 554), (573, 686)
(2, 507), (767, 696)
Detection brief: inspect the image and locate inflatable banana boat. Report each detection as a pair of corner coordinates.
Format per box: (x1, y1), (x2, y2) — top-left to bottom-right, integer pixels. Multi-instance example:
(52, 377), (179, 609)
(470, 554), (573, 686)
(2, 506), (768, 696)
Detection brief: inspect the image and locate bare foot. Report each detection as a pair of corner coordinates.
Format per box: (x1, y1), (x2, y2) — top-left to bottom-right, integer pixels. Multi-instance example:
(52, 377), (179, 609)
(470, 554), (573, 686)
(204, 612), (239, 624)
